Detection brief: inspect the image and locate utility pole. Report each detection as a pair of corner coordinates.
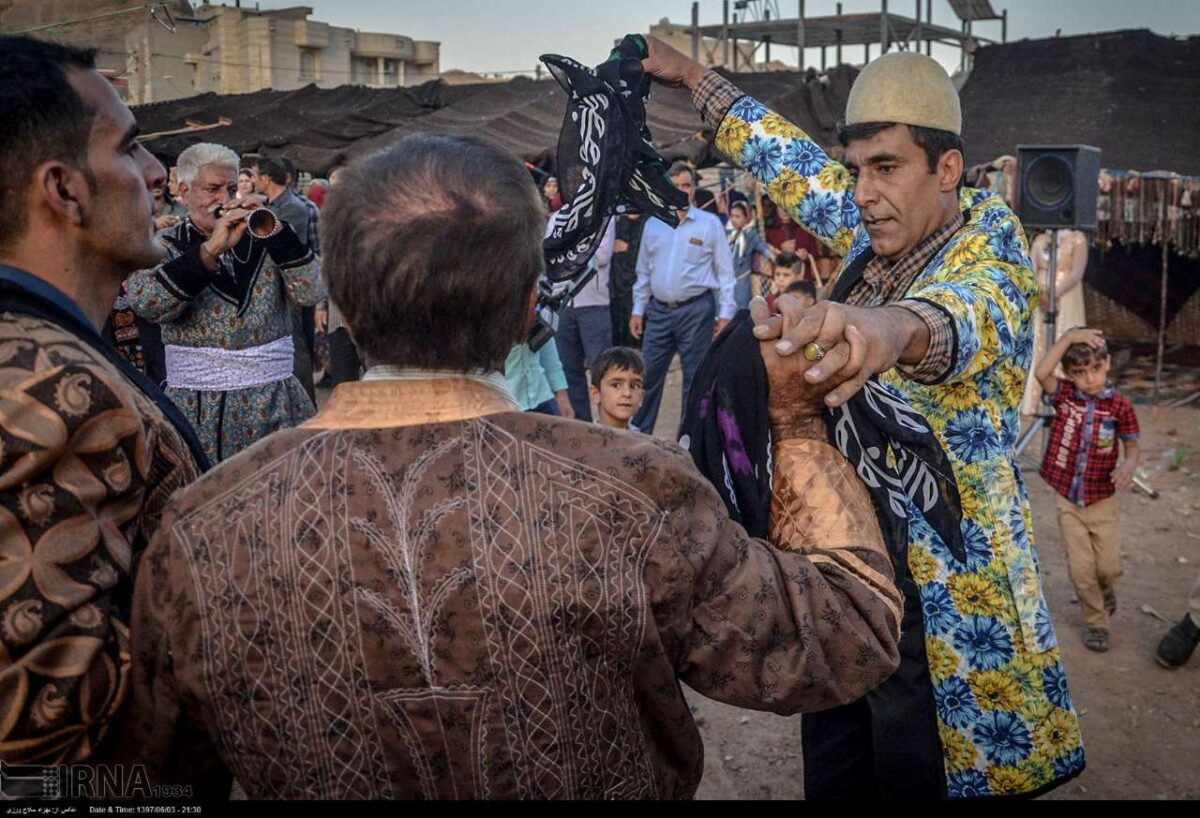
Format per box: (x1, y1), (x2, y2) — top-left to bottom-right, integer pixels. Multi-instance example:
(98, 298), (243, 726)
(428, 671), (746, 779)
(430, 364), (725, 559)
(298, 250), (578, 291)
(764, 8), (772, 66)
(797, 0), (806, 70)
(723, 0), (730, 67)
(926, 0), (933, 55)
(880, 0), (890, 54)
(836, 2), (843, 66)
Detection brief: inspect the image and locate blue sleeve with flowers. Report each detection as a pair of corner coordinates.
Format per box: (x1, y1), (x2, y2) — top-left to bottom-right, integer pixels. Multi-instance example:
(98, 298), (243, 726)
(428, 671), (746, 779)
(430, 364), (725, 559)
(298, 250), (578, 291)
(715, 96), (859, 258)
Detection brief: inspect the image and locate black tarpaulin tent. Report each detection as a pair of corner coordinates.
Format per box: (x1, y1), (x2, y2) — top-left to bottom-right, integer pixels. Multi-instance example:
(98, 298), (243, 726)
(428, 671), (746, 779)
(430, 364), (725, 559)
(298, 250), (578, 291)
(132, 66), (861, 175)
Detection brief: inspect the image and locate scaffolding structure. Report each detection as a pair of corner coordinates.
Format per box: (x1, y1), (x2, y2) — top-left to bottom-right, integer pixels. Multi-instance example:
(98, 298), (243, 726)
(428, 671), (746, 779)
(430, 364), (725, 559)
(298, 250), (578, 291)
(686, 0), (1008, 73)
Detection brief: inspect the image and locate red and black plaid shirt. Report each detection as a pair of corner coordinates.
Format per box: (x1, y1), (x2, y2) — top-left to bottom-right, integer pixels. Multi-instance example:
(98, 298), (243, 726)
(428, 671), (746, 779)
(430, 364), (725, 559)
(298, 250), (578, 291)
(1039, 381), (1139, 506)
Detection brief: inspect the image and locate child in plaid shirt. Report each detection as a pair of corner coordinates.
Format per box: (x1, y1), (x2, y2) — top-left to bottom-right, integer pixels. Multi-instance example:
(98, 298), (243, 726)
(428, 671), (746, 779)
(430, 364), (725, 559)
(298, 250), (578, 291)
(1036, 327), (1140, 652)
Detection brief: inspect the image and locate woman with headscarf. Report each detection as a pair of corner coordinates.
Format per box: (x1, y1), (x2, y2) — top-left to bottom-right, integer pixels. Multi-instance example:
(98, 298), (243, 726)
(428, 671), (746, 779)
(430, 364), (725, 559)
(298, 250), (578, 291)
(542, 175), (562, 213)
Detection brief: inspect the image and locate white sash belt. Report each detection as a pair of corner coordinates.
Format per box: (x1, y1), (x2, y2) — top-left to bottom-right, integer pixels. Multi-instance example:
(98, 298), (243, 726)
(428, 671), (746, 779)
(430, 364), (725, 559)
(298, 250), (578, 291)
(165, 336), (294, 391)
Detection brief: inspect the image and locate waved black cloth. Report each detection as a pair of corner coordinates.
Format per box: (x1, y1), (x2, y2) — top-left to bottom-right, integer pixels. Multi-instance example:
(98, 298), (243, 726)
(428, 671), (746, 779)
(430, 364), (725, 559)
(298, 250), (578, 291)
(681, 311), (773, 538)
(540, 35), (687, 282)
(681, 312), (966, 569)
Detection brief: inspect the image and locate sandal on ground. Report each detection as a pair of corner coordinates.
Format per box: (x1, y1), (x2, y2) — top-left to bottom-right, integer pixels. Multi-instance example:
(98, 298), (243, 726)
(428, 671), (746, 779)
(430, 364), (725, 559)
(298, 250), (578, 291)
(1083, 626), (1110, 652)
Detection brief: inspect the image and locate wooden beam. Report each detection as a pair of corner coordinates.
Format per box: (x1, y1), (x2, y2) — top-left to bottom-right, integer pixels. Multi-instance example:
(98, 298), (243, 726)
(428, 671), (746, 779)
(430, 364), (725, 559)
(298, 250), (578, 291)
(138, 116), (232, 143)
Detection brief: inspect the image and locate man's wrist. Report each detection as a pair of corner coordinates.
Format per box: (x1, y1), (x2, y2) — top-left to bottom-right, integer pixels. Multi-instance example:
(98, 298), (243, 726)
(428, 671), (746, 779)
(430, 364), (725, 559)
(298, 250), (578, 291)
(683, 62), (706, 92)
(691, 71), (746, 129)
(770, 413), (826, 442)
(883, 305), (931, 366)
(199, 241), (221, 270)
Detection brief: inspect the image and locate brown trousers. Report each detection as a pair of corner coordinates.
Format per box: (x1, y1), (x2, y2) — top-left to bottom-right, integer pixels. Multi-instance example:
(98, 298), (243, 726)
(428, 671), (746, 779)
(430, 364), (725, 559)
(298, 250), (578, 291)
(1056, 495), (1122, 629)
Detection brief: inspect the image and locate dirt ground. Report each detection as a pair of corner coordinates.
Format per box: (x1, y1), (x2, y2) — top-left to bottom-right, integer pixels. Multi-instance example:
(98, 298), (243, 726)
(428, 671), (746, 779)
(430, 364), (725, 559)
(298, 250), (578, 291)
(646, 359), (1200, 801)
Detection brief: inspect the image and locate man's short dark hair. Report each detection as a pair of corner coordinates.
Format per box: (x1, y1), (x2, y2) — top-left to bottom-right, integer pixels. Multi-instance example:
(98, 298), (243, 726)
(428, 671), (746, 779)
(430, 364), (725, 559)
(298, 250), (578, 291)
(0, 36), (97, 252)
(256, 157), (290, 187)
(774, 252), (799, 270)
(837, 121), (964, 181)
(785, 280), (817, 300)
(322, 133), (545, 372)
(278, 156), (298, 187)
(1062, 336), (1109, 371)
(668, 162), (696, 183)
(590, 347), (645, 386)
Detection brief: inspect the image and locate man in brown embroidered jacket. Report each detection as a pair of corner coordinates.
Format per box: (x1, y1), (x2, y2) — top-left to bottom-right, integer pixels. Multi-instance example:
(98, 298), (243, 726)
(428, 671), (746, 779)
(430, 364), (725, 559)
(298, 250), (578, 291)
(121, 134), (903, 800)
(0, 37), (207, 770)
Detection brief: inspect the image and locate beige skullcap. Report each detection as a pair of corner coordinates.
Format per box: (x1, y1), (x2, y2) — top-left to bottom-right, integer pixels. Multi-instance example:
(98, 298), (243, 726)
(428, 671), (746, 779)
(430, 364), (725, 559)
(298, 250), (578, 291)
(845, 52), (962, 136)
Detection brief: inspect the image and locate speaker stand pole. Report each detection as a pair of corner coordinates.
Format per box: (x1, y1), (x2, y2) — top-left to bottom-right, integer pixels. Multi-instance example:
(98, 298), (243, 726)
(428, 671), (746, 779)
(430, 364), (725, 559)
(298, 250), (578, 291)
(1015, 229), (1059, 464)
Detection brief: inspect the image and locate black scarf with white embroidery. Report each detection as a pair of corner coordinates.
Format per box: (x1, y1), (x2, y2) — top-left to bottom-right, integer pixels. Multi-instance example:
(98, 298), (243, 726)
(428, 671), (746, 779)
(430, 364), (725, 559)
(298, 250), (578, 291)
(682, 313), (967, 572)
(540, 35), (688, 283)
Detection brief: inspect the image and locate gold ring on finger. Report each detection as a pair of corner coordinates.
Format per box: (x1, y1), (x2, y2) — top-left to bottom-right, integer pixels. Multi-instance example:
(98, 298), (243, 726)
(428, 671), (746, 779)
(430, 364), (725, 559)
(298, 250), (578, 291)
(804, 342), (827, 362)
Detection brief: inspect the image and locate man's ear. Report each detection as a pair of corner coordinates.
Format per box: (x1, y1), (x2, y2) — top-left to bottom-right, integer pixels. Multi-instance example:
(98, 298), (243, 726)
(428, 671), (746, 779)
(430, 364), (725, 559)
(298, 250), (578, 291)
(32, 161), (88, 226)
(177, 180), (190, 200)
(941, 149), (965, 194)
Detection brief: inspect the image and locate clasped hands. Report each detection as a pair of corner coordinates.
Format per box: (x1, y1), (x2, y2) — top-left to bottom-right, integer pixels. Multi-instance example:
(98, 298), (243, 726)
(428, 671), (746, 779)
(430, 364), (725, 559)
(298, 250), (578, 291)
(755, 295), (928, 415)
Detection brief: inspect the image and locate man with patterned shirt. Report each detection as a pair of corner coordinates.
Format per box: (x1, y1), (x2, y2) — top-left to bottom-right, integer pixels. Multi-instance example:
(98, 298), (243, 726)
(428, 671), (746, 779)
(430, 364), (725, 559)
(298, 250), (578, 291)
(641, 38), (1084, 798)
(0, 36), (207, 773)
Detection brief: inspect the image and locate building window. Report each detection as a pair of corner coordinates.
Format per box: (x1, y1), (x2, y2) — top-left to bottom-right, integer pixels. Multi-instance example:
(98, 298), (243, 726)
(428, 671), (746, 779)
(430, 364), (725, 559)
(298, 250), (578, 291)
(352, 56), (375, 85)
(382, 59), (399, 86)
(300, 49), (318, 81)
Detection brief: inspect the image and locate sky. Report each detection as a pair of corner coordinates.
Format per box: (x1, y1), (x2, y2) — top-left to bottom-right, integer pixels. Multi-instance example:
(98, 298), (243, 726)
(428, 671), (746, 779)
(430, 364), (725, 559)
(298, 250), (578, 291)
(247, 0), (1200, 75)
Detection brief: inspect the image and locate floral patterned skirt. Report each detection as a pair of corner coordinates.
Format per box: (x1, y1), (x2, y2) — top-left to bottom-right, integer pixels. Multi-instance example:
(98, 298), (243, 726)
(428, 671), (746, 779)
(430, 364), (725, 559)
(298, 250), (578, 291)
(165, 377), (315, 464)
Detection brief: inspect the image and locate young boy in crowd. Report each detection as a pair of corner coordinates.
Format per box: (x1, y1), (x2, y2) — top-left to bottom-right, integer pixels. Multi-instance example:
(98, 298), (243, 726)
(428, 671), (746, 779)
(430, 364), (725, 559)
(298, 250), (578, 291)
(765, 253), (798, 313)
(784, 280), (818, 308)
(588, 347), (645, 432)
(1036, 327), (1140, 653)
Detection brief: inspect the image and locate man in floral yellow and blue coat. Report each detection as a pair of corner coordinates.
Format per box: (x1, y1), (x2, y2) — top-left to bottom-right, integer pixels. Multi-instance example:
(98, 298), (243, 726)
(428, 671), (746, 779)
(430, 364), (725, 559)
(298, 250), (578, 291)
(642, 39), (1085, 799)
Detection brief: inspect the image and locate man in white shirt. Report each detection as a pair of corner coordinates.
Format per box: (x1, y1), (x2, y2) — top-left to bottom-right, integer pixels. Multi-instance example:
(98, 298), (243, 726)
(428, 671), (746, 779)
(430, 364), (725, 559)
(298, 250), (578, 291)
(630, 163), (736, 434)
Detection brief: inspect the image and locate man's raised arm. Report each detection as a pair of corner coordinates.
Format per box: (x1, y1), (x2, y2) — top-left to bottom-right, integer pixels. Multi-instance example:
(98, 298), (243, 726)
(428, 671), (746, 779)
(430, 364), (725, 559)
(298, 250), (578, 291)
(640, 36), (859, 258)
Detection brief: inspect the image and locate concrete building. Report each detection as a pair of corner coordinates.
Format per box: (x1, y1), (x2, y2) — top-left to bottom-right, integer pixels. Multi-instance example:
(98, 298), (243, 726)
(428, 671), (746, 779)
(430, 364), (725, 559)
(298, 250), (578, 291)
(648, 18), (760, 71)
(0, 0), (194, 82)
(124, 2), (440, 104)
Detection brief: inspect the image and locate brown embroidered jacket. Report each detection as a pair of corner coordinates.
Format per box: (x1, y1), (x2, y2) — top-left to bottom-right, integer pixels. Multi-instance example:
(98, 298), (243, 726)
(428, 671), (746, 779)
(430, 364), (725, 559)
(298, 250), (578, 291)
(122, 377), (901, 799)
